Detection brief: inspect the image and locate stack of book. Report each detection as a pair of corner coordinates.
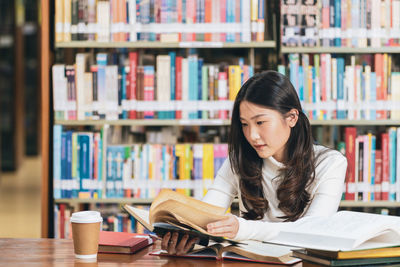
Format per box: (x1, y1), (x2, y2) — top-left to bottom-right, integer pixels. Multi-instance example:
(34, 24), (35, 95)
(261, 211), (400, 267)
(294, 247), (400, 267)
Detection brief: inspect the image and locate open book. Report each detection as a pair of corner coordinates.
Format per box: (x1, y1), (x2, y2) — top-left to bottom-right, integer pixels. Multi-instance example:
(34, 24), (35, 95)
(151, 240), (301, 265)
(123, 189), (237, 246)
(265, 211), (400, 252)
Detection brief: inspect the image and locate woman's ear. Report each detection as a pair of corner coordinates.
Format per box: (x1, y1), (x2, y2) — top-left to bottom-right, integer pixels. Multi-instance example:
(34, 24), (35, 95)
(286, 109), (299, 127)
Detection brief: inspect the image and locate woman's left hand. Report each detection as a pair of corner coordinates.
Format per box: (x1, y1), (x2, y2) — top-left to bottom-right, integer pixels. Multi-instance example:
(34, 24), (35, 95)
(206, 214), (239, 239)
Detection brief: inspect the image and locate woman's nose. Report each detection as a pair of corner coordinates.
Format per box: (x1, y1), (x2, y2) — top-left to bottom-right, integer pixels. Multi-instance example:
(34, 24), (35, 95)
(249, 126), (260, 141)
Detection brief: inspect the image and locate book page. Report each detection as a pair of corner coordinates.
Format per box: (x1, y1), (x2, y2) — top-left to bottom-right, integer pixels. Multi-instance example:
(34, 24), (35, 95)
(123, 205), (153, 231)
(150, 198), (227, 232)
(222, 241), (300, 264)
(150, 189), (225, 216)
(268, 211), (400, 251)
(150, 247), (217, 259)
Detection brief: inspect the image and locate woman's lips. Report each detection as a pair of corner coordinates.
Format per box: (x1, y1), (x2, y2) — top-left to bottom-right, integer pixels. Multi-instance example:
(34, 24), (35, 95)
(254, 144), (266, 150)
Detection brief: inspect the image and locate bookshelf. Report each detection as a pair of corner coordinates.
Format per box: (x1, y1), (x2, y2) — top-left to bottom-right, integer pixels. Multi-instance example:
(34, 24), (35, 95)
(0, 0), (25, 171)
(41, 0), (277, 237)
(309, 120), (400, 126)
(279, 0), (400, 211)
(55, 119), (231, 126)
(41, 0), (400, 238)
(54, 119), (400, 127)
(281, 47), (400, 54)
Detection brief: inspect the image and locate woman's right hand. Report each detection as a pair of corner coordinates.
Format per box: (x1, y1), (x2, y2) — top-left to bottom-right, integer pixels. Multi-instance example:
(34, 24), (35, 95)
(160, 232), (198, 255)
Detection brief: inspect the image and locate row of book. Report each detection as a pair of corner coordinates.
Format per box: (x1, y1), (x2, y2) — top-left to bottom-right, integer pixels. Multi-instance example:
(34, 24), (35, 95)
(279, 53), (400, 120)
(55, 0), (265, 43)
(53, 125), (228, 199)
(52, 51), (253, 121)
(344, 127), (400, 202)
(54, 204), (148, 238)
(281, 0), (400, 47)
(53, 125), (104, 199)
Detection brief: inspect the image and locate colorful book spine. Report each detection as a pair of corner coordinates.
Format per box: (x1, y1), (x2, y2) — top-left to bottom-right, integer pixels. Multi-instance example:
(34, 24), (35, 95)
(55, 0), (264, 44)
(53, 52), (255, 122)
(344, 127), (357, 200)
(341, 127), (400, 202)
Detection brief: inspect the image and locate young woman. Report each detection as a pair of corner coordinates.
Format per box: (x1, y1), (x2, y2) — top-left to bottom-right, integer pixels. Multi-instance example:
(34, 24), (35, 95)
(162, 70), (347, 255)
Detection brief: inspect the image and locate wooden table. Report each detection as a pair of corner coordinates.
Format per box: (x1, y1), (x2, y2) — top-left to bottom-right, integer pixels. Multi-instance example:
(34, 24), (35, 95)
(0, 238), (303, 267)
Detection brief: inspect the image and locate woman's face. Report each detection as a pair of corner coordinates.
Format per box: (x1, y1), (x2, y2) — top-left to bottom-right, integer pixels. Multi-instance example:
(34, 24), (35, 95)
(239, 101), (297, 162)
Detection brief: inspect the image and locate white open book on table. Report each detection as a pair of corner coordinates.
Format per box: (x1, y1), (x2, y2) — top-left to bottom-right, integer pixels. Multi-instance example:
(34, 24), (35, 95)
(266, 211), (400, 252)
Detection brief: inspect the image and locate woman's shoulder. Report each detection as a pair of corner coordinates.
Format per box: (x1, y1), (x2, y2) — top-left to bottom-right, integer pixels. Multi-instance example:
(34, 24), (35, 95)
(217, 157), (239, 177)
(214, 157), (240, 186)
(313, 144), (347, 168)
(309, 145), (348, 194)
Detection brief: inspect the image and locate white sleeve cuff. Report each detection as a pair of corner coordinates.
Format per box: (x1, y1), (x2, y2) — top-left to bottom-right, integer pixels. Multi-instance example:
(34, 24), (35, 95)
(233, 216), (286, 242)
(233, 216), (250, 241)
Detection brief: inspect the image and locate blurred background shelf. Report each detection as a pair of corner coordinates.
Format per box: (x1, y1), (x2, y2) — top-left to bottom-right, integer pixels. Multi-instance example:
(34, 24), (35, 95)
(55, 40), (276, 49)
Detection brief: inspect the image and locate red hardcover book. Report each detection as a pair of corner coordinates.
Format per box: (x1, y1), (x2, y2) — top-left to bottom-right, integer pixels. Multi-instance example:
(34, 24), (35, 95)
(204, 0), (212, 41)
(175, 56), (183, 119)
(59, 204), (65, 239)
(381, 132), (390, 200)
(129, 52), (138, 119)
(344, 127), (357, 200)
(137, 66), (145, 119)
(375, 150), (383, 201)
(177, 0), (182, 41)
(186, 0), (196, 41)
(119, 0), (127, 41)
(375, 54), (386, 119)
(93, 132), (99, 195)
(220, 0), (226, 42)
(98, 231), (154, 254)
(111, 0), (119, 41)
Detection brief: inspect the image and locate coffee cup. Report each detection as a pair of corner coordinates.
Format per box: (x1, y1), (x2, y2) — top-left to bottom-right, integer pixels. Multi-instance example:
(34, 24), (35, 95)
(70, 211), (103, 259)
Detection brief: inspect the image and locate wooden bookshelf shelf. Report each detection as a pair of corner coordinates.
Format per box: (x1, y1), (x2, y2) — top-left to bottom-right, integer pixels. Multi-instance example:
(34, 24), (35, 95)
(55, 119), (231, 126)
(55, 198), (238, 205)
(54, 198), (154, 205)
(281, 47), (400, 54)
(309, 120), (400, 126)
(56, 198), (241, 205)
(55, 41), (276, 49)
(340, 201), (400, 208)
(55, 198), (400, 208)
(55, 119), (400, 126)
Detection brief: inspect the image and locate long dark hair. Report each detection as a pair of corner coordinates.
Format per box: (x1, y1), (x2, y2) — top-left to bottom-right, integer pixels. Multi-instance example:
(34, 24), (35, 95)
(228, 70), (316, 222)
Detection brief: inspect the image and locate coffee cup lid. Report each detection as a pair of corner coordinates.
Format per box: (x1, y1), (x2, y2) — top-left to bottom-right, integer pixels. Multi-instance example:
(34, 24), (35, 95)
(70, 211), (103, 223)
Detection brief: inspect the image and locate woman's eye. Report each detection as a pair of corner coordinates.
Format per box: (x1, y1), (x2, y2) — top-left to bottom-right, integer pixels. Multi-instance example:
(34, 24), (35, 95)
(256, 121), (265, 125)
(241, 123), (248, 127)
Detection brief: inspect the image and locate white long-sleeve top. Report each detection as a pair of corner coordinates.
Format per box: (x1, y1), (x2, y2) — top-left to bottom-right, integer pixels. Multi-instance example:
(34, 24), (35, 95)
(202, 145), (347, 242)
